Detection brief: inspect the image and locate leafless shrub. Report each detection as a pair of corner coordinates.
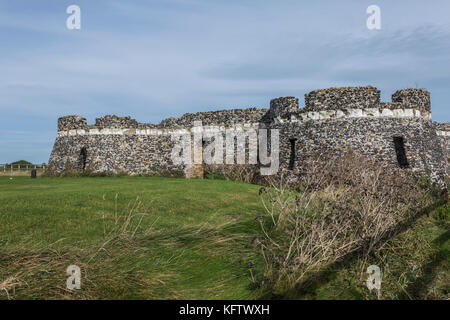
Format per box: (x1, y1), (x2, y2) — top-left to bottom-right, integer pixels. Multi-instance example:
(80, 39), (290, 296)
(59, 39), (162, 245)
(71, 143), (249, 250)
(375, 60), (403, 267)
(258, 152), (435, 294)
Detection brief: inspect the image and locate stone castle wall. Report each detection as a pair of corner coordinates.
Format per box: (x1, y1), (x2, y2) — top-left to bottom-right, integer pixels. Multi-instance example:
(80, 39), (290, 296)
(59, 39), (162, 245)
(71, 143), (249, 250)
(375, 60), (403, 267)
(47, 86), (449, 184)
(435, 122), (450, 175)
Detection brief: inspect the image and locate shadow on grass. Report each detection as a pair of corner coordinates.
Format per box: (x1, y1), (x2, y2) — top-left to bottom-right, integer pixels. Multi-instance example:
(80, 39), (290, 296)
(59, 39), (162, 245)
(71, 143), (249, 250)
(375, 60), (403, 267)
(397, 229), (449, 299)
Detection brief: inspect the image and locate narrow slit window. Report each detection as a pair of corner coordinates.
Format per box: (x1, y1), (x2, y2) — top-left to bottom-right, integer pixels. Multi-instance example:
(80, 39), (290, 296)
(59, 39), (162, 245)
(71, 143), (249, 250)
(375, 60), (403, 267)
(393, 137), (409, 168)
(289, 138), (297, 170)
(80, 147), (87, 170)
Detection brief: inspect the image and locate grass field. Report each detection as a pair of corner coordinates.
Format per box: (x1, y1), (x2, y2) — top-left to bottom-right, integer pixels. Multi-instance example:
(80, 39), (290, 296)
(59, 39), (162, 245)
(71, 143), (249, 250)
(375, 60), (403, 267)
(0, 176), (448, 300)
(0, 176), (266, 299)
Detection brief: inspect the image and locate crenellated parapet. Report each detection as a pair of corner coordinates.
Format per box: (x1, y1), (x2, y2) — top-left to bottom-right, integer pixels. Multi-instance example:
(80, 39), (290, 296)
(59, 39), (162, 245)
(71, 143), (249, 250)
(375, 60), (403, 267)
(56, 87), (435, 135)
(56, 108), (267, 137)
(159, 108), (267, 127)
(95, 115), (139, 128)
(58, 115), (88, 131)
(392, 89), (430, 112)
(268, 97), (299, 119)
(268, 86), (432, 123)
(304, 86), (380, 111)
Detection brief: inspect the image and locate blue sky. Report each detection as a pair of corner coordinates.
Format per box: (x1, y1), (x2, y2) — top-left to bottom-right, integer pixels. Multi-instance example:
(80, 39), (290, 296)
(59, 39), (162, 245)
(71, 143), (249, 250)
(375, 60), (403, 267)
(0, 0), (449, 163)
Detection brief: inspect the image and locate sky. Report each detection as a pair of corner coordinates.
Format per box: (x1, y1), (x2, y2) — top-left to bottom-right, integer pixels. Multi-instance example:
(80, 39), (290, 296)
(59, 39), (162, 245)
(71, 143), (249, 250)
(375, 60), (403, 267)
(0, 0), (449, 163)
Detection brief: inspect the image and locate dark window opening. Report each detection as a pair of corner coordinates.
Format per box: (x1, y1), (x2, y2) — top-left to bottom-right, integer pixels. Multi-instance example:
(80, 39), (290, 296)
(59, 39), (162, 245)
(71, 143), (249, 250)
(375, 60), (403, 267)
(257, 146), (260, 165)
(202, 139), (208, 161)
(289, 138), (297, 170)
(393, 137), (409, 168)
(80, 147), (87, 170)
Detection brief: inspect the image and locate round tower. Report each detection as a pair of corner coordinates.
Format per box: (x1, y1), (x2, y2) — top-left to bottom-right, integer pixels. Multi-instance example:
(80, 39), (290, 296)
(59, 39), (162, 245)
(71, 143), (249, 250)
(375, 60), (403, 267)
(270, 86), (446, 185)
(269, 96), (299, 119)
(57, 115), (88, 131)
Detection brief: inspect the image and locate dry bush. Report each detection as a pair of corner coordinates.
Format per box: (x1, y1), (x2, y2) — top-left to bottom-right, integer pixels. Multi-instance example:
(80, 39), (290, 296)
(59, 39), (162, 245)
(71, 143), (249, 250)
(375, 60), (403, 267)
(258, 152), (436, 294)
(204, 164), (261, 184)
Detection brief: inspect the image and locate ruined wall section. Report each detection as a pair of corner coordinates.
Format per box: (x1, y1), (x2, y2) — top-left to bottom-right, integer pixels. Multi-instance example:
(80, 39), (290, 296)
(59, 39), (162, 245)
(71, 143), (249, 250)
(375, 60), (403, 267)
(48, 133), (182, 175)
(435, 122), (450, 175)
(268, 87), (445, 183)
(273, 118), (445, 183)
(304, 86), (380, 111)
(268, 87), (432, 124)
(159, 108), (268, 128)
(48, 108), (267, 175)
(50, 115), (179, 175)
(48, 86), (447, 184)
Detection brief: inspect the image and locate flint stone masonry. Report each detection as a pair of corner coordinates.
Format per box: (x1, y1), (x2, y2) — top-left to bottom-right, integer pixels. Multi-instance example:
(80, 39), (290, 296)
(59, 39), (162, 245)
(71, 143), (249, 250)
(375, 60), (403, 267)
(58, 115), (89, 131)
(286, 108), (429, 123)
(304, 86), (380, 111)
(268, 97), (299, 119)
(434, 122), (450, 175)
(159, 108), (268, 128)
(392, 89), (431, 112)
(95, 115), (139, 128)
(47, 86), (448, 185)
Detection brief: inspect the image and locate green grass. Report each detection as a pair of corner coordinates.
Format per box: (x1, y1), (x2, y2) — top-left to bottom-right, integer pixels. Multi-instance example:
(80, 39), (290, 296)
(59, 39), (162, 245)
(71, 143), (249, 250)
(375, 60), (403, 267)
(0, 176), (266, 299)
(0, 176), (448, 300)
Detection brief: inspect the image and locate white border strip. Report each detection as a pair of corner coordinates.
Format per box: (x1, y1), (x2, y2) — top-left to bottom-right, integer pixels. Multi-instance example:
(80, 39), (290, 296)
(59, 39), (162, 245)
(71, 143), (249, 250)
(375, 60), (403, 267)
(57, 108), (431, 137)
(436, 131), (450, 137)
(57, 123), (261, 137)
(287, 108), (430, 123)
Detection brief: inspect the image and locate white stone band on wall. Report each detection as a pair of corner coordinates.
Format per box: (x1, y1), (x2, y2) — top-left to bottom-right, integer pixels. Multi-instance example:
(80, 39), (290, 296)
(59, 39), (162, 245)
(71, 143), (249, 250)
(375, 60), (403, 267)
(57, 108), (432, 137)
(57, 123), (261, 137)
(436, 131), (450, 137)
(285, 108), (431, 123)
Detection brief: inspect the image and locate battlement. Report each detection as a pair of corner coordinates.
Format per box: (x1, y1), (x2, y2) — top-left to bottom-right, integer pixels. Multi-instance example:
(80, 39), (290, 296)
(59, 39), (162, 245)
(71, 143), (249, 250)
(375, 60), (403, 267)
(268, 97), (299, 118)
(302, 86), (431, 113)
(57, 86), (436, 134)
(265, 86), (433, 123)
(95, 115), (139, 128)
(392, 89), (430, 112)
(58, 115), (88, 131)
(57, 108), (268, 133)
(304, 86), (380, 111)
(58, 115), (140, 131)
(159, 108), (267, 127)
